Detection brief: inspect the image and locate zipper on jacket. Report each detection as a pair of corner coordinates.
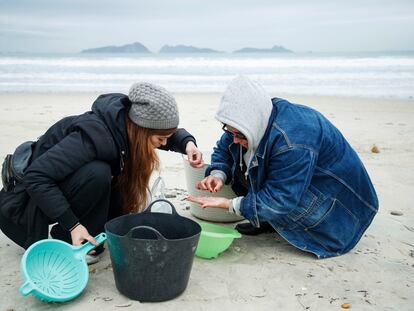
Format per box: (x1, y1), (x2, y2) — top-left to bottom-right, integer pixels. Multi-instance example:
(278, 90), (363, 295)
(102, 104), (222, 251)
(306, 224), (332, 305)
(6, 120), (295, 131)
(120, 150), (126, 172)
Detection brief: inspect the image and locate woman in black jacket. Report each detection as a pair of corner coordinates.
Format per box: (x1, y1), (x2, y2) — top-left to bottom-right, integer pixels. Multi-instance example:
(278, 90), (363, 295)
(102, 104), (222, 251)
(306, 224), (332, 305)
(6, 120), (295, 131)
(0, 82), (203, 258)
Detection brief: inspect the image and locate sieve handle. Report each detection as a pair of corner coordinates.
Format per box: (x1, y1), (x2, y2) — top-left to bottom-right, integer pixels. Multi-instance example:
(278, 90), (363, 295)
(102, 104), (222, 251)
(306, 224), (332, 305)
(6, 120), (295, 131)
(19, 281), (33, 296)
(75, 232), (107, 259)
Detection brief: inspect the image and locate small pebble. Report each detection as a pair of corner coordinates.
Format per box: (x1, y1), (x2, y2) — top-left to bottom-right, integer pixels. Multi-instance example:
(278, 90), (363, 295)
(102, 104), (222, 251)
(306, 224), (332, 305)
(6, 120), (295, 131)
(390, 211), (403, 216)
(116, 302), (132, 307)
(341, 303), (351, 309)
(371, 145), (380, 153)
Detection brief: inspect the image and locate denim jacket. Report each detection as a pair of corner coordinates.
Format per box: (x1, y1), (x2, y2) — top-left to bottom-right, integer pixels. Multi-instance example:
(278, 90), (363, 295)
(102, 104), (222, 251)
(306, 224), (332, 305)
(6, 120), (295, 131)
(206, 98), (378, 258)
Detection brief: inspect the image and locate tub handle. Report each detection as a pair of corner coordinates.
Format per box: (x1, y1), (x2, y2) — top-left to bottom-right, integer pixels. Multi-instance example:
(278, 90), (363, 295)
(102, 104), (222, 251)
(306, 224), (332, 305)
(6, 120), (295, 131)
(127, 226), (166, 241)
(145, 199), (178, 215)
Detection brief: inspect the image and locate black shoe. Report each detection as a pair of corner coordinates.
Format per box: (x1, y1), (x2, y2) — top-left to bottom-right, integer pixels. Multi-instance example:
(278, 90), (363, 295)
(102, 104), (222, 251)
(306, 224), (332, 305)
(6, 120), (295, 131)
(235, 222), (275, 236)
(91, 244), (105, 256)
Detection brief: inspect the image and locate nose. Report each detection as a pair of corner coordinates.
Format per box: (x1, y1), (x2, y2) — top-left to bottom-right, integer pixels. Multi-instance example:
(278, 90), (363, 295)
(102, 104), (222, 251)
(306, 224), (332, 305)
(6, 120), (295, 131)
(233, 137), (242, 144)
(160, 138), (167, 146)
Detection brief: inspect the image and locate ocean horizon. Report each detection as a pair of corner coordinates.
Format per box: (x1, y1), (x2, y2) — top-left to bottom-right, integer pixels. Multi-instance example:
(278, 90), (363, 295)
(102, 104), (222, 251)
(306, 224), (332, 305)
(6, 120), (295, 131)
(0, 51), (413, 99)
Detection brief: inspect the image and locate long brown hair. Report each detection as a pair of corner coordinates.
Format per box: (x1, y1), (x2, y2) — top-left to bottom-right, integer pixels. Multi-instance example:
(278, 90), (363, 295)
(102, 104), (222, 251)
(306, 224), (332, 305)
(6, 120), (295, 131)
(118, 117), (176, 214)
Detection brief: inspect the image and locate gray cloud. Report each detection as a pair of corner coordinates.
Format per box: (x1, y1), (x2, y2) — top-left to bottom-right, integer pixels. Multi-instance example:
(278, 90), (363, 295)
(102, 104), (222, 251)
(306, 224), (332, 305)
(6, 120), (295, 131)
(0, 0), (413, 53)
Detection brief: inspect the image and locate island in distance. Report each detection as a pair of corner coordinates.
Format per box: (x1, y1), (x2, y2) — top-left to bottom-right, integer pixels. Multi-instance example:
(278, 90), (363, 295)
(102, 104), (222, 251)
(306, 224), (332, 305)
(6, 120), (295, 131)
(159, 44), (222, 53)
(81, 42), (292, 54)
(233, 45), (293, 53)
(81, 42), (151, 53)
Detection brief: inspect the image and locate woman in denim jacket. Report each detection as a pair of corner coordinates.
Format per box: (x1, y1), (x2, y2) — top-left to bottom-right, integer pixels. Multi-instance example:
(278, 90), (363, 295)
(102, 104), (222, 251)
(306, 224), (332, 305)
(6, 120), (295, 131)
(188, 76), (378, 258)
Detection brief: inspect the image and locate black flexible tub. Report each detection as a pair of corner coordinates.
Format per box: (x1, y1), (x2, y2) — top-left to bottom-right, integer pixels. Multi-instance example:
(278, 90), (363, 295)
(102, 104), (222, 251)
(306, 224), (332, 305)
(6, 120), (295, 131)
(105, 199), (201, 302)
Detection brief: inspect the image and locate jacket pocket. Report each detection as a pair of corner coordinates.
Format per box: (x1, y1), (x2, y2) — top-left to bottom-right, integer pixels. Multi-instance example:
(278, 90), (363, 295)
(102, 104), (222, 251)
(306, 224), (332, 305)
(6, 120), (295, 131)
(289, 184), (325, 222)
(305, 198), (359, 253)
(0, 188), (29, 224)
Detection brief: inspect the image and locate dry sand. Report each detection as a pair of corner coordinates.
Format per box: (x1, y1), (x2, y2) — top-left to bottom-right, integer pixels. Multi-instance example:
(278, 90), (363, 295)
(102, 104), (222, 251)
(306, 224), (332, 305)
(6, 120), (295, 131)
(0, 93), (413, 311)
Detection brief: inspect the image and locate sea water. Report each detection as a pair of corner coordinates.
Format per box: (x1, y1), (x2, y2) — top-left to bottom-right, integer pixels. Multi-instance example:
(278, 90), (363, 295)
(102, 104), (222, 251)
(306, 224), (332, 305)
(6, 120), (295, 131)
(0, 51), (413, 98)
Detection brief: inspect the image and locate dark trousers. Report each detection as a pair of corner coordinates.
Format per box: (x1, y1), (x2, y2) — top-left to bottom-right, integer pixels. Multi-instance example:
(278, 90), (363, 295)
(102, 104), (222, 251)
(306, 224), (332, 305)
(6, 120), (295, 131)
(0, 161), (121, 249)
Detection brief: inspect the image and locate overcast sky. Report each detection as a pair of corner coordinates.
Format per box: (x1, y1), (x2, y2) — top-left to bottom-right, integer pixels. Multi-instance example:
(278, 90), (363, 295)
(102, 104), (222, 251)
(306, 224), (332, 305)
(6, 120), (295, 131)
(0, 0), (413, 53)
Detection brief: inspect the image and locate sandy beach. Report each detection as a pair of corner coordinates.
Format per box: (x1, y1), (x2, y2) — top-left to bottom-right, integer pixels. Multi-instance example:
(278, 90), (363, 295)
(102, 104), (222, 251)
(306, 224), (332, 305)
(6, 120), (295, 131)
(0, 92), (413, 311)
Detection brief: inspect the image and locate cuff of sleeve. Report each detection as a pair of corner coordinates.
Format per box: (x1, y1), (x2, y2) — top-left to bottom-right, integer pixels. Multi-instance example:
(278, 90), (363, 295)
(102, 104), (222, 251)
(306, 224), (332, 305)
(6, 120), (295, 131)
(229, 197), (243, 215)
(210, 170), (227, 183)
(55, 208), (79, 231)
(182, 137), (197, 154)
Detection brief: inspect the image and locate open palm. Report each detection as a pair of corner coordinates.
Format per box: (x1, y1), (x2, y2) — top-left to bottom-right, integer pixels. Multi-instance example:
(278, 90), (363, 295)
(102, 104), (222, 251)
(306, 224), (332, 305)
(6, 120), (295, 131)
(187, 196), (229, 209)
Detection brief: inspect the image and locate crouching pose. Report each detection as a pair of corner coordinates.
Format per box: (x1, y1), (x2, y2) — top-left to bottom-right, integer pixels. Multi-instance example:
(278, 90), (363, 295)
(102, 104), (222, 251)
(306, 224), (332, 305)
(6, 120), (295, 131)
(1, 82), (203, 263)
(188, 76), (378, 258)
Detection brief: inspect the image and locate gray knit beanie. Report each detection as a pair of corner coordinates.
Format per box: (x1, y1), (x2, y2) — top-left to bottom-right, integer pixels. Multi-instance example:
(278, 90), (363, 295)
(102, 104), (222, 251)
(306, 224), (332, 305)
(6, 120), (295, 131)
(128, 82), (179, 129)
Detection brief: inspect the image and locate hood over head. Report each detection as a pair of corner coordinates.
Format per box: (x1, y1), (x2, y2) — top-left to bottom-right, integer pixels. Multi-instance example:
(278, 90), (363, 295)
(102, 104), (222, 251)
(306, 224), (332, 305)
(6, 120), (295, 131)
(215, 76), (273, 167)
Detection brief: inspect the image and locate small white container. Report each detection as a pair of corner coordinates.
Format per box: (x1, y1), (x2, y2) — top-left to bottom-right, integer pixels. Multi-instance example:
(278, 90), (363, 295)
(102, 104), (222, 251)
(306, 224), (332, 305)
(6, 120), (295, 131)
(183, 153), (244, 223)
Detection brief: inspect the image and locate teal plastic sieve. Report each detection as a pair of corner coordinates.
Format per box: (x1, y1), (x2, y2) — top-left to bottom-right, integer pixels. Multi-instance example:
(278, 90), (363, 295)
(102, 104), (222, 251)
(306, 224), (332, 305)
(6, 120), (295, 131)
(19, 232), (107, 302)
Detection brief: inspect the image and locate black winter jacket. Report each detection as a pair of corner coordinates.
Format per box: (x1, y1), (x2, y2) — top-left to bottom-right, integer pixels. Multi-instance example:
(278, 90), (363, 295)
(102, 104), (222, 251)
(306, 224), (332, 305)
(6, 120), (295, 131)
(1, 93), (196, 247)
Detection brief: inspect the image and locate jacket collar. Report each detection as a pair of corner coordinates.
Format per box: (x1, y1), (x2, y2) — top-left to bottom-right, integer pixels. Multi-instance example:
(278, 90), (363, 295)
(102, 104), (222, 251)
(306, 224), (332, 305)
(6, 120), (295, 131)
(254, 100), (279, 160)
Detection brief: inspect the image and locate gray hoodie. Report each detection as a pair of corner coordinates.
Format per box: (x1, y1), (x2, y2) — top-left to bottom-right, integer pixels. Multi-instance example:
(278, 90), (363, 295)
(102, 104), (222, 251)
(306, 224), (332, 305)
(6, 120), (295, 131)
(213, 76), (273, 213)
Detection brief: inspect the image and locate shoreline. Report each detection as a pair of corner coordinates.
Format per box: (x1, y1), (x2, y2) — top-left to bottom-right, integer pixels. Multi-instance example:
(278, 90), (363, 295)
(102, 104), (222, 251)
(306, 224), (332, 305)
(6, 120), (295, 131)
(1, 91), (413, 101)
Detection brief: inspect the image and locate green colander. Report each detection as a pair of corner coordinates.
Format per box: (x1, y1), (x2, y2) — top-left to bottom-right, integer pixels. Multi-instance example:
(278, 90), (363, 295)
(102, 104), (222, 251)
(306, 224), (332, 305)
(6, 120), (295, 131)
(195, 222), (242, 259)
(19, 233), (106, 302)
